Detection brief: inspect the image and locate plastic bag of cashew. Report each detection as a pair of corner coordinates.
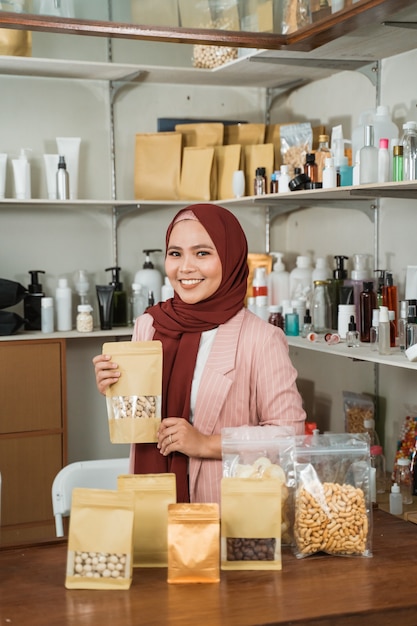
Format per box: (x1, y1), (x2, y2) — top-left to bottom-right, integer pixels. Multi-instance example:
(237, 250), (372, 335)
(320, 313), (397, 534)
(292, 433), (373, 559)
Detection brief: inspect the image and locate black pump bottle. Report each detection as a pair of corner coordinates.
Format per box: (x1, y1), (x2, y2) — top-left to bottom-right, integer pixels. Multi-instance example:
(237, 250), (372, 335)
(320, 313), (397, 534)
(105, 266), (127, 327)
(24, 270), (45, 330)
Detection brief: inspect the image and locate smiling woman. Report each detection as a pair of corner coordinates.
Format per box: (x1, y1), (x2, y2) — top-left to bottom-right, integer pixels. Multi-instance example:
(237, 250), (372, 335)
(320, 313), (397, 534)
(93, 203), (306, 505)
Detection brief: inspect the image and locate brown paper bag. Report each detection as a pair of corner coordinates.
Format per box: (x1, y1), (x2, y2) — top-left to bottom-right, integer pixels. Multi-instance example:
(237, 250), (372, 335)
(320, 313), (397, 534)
(244, 143), (274, 197)
(103, 341), (162, 444)
(134, 132), (182, 200)
(65, 488), (134, 590)
(221, 477), (282, 570)
(224, 123), (265, 149)
(179, 146), (217, 201)
(117, 473), (176, 568)
(175, 123), (224, 148)
(167, 503), (220, 583)
(215, 144), (241, 199)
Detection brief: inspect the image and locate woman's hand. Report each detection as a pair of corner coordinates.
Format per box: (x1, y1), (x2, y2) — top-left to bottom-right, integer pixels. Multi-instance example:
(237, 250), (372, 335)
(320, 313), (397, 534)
(157, 418), (221, 460)
(92, 353), (121, 395)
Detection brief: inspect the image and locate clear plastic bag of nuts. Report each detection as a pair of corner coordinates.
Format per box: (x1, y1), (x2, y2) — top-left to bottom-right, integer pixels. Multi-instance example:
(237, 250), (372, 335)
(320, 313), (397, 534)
(192, 17), (238, 69)
(221, 425), (296, 545)
(292, 433), (373, 559)
(343, 390), (375, 434)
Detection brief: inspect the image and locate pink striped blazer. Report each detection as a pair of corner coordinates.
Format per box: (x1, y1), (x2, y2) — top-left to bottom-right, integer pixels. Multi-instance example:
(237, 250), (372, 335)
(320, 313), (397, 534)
(131, 307), (306, 504)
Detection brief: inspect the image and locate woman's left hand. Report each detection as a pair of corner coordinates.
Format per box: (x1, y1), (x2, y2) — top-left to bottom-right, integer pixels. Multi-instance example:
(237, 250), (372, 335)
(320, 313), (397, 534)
(157, 417), (220, 460)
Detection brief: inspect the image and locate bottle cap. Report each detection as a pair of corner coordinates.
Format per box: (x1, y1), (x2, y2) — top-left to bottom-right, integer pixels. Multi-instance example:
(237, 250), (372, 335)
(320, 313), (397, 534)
(379, 138), (389, 150)
(397, 457), (411, 466)
(348, 315), (357, 331)
(304, 308), (312, 324)
(364, 418), (375, 429)
(268, 305), (280, 313)
(296, 256), (311, 269)
(391, 483), (400, 493)
(403, 121), (417, 130)
(393, 145), (403, 157)
(379, 306), (389, 323)
(318, 134), (329, 143)
(324, 157), (334, 167)
(58, 277), (69, 289)
(333, 255), (349, 280)
(370, 445), (383, 456)
(41, 297), (54, 308)
(28, 270), (45, 294)
(78, 304), (92, 313)
(305, 153), (316, 164)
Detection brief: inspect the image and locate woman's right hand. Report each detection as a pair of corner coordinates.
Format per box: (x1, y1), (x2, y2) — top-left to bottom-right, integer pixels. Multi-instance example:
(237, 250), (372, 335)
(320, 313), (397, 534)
(92, 353), (121, 395)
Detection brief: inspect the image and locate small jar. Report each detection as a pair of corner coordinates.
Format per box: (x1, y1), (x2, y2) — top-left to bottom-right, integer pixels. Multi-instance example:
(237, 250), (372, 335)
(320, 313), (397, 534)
(76, 304), (93, 333)
(268, 305), (284, 330)
(394, 457), (413, 505)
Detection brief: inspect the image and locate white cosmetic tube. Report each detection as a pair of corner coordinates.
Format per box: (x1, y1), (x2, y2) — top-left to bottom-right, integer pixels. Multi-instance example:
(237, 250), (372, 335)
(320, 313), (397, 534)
(0, 153), (7, 199)
(12, 149), (31, 200)
(43, 153), (59, 200)
(56, 137), (81, 199)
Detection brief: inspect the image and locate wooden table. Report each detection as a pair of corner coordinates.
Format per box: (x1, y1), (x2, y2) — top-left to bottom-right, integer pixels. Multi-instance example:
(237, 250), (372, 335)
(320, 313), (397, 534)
(1, 508), (417, 626)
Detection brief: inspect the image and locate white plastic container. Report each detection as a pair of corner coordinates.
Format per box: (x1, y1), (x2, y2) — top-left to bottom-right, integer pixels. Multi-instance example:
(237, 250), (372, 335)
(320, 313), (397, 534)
(41, 297), (54, 333)
(55, 277), (72, 331)
(338, 304), (356, 339)
(134, 249), (163, 304)
(267, 252), (289, 306)
(289, 255), (313, 302)
(322, 157), (337, 188)
(278, 165), (291, 193)
(161, 276), (174, 301)
(389, 483), (403, 515)
(12, 148), (31, 199)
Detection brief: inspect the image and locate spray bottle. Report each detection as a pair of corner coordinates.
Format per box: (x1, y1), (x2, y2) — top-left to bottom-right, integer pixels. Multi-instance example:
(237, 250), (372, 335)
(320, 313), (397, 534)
(267, 253), (290, 306)
(105, 266), (127, 326)
(134, 249), (163, 304)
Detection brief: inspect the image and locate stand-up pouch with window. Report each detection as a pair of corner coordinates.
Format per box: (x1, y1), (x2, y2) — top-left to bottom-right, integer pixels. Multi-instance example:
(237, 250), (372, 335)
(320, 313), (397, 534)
(167, 503), (220, 583)
(221, 477), (282, 570)
(117, 473), (176, 567)
(65, 488), (134, 590)
(134, 132), (182, 200)
(102, 341), (162, 444)
(179, 146), (217, 201)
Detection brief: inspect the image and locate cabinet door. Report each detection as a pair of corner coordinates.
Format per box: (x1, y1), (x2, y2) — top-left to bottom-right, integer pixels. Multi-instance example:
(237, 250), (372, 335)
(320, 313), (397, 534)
(0, 340), (66, 546)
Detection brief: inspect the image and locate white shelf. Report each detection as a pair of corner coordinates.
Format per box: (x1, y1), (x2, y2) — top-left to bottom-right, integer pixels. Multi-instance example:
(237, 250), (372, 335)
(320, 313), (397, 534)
(287, 335), (417, 371)
(0, 327), (133, 342)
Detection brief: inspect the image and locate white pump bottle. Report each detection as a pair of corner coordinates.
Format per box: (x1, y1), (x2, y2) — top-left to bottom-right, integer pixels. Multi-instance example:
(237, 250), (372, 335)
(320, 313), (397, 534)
(133, 249), (163, 305)
(268, 252), (290, 307)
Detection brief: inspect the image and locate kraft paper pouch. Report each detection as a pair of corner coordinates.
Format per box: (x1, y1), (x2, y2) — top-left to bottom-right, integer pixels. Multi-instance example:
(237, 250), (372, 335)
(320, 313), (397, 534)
(65, 488), (134, 590)
(167, 503), (220, 584)
(215, 144), (241, 199)
(117, 473), (176, 568)
(134, 132), (182, 200)
(103, 341), (162, 444)
(244, 143), (274, 196)
(246, 253), (273, 303)
(221, 477), (282, 570)
(131, 0), (180, 26)
(0, 28), (31, 56)
(224, 123), (265, 148)
(175, 123), (224, 148)
(265, 124), (287, 170)
(179, 146), (217, 201)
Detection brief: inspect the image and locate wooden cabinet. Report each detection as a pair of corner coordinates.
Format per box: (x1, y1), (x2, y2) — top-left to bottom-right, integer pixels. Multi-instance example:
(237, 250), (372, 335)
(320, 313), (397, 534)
(0, 339), (67, 546)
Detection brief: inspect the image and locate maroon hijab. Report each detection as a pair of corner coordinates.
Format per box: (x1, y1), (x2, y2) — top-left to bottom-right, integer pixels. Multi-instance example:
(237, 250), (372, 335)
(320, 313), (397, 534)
(134, 204), (248, 501)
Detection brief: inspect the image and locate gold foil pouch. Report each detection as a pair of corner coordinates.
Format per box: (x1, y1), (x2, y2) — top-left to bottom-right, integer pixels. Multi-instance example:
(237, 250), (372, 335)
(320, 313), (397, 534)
(175, 123), (224, 147)
(167, 503), (220, 583)
(215, 144), (242, 199)
(102, 341), (162, 444)
(221, 477), (282, 570)
(134, 132), (182, 200)
(117, 473), (176, 568)
(179, 146), (217, 201)
(65, 488), (134, 590)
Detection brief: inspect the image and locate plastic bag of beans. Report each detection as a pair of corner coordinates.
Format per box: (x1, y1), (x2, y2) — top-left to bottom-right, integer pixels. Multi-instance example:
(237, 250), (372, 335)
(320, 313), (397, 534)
(292, 433), (373, 559)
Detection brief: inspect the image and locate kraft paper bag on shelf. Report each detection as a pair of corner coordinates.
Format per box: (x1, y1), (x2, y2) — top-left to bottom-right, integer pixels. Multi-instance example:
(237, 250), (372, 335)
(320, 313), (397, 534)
(134, 132), (182, 200)
(175, 123), (224, 148)
(102, 340), (162, 444)
(265, 124), (286, 170)
(65, 488), (135, 590)
(167, 503), (220, 583)
(221, 477), (282, 570)
(244, 143), (274, 196)
(179, 146), (217, 201)
(224, 123), (266, 147)
(117, 473), (176, 568)
(131, 0), (179, 26)
(0, 28), (31, 56)
(214, 144), (242, 199)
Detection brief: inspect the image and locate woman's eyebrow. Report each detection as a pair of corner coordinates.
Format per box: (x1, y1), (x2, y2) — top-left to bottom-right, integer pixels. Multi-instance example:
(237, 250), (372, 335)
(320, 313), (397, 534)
(167, 243), (215, 251)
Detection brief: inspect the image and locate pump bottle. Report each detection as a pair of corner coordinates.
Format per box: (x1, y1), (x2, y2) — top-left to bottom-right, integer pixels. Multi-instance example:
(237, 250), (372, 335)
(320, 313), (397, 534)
(328, 255), (349, 331)
(289, 256), (313, 304)
(267, 253), (290, 306)
(105, 266), (128, 326)
(24, 270), (45, 330)
(382, 271), (398, 336)
(134, 249), (163, 304)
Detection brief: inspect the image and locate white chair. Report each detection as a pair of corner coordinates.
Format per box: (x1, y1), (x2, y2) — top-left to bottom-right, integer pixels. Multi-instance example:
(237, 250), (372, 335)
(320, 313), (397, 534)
(51, 458), (130, 537)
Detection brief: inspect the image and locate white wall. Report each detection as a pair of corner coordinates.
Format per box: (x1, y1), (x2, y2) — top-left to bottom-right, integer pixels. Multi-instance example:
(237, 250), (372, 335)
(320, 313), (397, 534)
(1, 30), (416, 470)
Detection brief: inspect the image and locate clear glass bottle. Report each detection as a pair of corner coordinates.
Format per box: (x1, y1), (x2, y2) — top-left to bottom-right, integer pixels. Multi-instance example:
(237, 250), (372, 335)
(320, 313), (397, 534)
(254, 167), (266, 195)
(369, 308), (379, 351)
(398, 300), (408, 352)
(312, 280), (332, 333)
(360, 281), (377, 343)
(378, 305), (391, 355)
(359, 125), (378, 184)
(301, 308), (313, 338)
(76, 304), (93, 332)
(315, 134), (332, 182)
(393, 144), (403, 182)
(394, 457), (413, 505)
(130, 282), (147, 325)
(402, 121), (417, 181)
(364, 417), (380, 447)
(346, 315), (360, 347)
(304, 152), (318, 183)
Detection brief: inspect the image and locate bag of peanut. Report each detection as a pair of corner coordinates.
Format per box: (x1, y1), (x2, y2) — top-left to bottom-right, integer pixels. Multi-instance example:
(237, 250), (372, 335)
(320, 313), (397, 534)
(292, 433), (372, 559)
